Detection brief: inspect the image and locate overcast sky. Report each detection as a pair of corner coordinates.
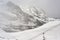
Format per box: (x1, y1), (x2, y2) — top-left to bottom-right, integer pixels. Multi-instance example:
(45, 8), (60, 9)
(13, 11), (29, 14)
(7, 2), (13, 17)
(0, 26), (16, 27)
(0, 0), (60, 19)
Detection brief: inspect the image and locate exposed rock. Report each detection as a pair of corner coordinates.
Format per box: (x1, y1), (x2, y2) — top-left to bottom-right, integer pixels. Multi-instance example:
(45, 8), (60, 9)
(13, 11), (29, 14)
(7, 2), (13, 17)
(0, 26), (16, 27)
(1, 1), (47, 32)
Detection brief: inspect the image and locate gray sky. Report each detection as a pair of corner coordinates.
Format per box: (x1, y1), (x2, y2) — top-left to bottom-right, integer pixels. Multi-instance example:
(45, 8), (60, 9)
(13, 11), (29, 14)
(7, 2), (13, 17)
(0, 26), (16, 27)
(0, 0), (60, 19)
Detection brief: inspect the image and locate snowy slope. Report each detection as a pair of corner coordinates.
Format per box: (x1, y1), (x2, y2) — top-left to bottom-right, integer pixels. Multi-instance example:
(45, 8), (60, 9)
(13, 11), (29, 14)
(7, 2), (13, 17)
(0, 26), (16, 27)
(0, 21), (60, 40)
(0, 0), (60, 40)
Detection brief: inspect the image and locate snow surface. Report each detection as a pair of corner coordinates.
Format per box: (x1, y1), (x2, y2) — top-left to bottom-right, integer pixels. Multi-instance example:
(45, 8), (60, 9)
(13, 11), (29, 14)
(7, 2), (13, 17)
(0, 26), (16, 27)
(0, 20), (60, 40)
(0, 0), (60, 40)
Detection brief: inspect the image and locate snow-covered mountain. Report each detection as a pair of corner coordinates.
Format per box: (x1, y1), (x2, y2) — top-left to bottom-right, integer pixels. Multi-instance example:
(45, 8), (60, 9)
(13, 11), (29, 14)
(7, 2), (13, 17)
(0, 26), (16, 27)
(0, 0), (60, 40)
(0, 1), (47, 32)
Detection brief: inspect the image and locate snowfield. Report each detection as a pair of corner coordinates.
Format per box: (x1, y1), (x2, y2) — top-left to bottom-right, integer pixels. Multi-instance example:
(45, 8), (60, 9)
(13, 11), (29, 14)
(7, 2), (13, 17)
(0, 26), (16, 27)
(0, 0), (60, 40)
(0, 20), (60, 40)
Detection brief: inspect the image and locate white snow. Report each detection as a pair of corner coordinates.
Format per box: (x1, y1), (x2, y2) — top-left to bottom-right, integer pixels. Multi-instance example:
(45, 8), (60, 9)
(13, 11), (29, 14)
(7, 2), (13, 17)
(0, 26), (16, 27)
(0, 21), (60, 40)
(0, 0), (60, 40)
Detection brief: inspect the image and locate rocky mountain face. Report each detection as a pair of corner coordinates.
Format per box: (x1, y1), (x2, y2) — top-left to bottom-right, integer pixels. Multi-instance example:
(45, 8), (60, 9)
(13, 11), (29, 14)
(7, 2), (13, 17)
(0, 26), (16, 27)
(0, 1), (47, 32)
